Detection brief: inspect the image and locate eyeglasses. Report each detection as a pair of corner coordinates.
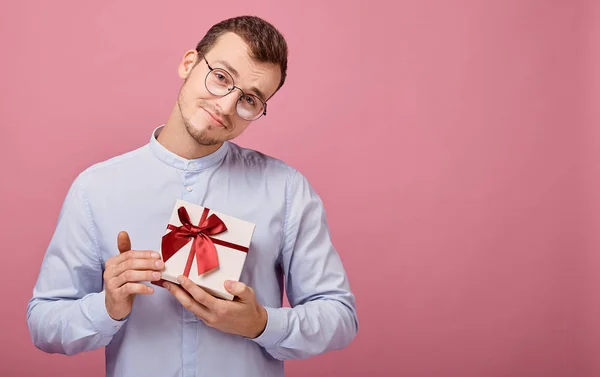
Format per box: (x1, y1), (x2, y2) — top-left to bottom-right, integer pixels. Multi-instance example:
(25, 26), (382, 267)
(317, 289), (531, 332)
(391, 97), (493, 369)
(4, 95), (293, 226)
(202, 57), (268, 121)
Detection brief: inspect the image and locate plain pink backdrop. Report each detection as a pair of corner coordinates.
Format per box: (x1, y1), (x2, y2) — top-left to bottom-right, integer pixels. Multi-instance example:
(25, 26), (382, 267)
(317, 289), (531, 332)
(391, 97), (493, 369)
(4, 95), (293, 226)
(1, 0), (597, 376)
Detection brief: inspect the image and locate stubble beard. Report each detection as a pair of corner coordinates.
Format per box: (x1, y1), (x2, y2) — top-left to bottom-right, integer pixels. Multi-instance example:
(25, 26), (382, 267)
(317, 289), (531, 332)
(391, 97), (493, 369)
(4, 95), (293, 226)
(177, 82), (223, 147)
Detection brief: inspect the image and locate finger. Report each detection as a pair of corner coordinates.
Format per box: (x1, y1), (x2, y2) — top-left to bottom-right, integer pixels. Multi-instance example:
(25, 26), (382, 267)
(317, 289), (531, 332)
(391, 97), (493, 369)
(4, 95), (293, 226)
(109, 255), (164, 278)
(115, 282), (154, 298)
(177, 275), (218, 309)
(105, 257), (164, 280)
(117, 231), (131, 254)
(224, 280), (254, 302)
(164, 281), (211, 320)
(106, 249), (161, 269)
(114, 249), (162, 265)
(120, 258), (164, 276)
(114, 269), (162, 287)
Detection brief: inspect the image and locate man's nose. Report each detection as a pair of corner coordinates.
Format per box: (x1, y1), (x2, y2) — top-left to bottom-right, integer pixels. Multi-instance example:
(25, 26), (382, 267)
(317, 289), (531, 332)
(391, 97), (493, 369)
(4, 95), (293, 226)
(216, 88), (241, 116)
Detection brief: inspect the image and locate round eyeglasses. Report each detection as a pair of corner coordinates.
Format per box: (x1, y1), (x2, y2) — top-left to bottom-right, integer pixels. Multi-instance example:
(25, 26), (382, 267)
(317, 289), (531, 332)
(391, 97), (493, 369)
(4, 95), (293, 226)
(202, 58), (267, 121)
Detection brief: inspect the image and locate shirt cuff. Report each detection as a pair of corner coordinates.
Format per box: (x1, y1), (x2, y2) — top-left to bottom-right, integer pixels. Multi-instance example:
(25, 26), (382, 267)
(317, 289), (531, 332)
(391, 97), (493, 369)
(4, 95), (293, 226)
(251, 306), (288, 349)
(83, 290), (128, 337)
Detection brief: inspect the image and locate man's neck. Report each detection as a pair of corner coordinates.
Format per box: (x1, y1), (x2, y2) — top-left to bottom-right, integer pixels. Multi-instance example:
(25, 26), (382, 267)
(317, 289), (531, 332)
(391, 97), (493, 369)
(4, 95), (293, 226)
(157, 105), (223, 160)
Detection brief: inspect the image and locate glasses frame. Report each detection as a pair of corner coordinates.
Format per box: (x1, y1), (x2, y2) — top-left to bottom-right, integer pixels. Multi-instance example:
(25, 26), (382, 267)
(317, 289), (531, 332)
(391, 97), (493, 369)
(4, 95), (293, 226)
(202, 57), (268, 121)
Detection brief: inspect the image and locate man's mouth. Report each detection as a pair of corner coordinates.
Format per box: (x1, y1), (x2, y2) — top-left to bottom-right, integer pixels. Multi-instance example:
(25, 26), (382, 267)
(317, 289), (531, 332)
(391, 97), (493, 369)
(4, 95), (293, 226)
(202, 108), (227, 128)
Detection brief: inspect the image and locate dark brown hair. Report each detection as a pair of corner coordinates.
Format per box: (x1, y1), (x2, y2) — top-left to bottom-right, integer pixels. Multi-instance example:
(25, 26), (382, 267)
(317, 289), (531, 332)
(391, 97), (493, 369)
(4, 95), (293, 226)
(195, 15), (288, 92)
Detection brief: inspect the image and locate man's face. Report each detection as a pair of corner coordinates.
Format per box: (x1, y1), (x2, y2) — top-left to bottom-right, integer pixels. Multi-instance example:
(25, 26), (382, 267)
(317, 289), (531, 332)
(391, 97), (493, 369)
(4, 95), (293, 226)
(176, 32), (282, 146)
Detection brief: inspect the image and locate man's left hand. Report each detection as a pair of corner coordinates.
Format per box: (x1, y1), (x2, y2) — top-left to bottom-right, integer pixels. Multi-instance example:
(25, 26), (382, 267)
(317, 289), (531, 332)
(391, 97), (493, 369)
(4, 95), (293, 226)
(164, 276), (267, 339)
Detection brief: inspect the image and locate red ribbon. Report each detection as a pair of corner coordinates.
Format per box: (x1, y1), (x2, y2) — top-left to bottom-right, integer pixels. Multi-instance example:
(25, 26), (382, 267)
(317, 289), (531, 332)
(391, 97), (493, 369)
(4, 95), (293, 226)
(161, 206), (249, 276)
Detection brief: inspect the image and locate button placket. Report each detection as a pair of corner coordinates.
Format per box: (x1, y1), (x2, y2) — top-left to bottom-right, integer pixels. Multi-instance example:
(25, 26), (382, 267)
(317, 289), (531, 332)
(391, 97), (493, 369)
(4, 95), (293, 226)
(180, 166), (201, 376)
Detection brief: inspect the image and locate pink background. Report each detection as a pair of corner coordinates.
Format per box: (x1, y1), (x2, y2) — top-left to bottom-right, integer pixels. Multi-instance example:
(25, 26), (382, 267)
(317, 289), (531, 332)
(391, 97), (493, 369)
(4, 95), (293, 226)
(1, 1), (597, 376)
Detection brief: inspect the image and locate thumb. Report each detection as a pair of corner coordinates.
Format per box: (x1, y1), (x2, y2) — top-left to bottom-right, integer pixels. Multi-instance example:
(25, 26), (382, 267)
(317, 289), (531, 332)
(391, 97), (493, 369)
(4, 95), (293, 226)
(225, 280), (254, 301)
(117, 231), (131, 254)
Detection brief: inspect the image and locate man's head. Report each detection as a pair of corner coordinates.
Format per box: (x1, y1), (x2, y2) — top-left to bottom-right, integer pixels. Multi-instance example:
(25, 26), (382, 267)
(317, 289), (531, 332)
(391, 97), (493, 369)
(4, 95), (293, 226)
(175, 16), (288, 147)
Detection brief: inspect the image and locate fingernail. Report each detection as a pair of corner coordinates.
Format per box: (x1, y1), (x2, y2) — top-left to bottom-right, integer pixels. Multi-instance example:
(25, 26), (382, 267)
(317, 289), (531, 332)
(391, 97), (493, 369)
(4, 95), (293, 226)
(152, 272), (161, 280)
(163, 282), (170, 290)
(152, 252), (160, 258)
(177, 276), (185, 284)
(155, 260), (164, 268)
(225, 280), (235, 290)
(147, 286), (153, 293)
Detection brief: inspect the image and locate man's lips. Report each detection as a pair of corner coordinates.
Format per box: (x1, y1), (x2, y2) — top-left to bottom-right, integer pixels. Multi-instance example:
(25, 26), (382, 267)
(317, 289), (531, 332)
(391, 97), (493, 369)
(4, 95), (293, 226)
(202, 108), (226, 128)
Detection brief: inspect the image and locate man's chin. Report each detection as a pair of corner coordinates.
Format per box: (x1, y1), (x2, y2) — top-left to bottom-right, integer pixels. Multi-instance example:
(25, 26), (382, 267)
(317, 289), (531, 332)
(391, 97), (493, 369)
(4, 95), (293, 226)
(197, 135), (223, 146)
(184, 123), (223, 146)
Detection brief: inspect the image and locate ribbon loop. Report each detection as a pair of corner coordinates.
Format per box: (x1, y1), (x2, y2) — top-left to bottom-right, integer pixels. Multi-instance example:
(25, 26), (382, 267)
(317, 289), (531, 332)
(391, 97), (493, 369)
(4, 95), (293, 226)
(161, 206), (227, 276)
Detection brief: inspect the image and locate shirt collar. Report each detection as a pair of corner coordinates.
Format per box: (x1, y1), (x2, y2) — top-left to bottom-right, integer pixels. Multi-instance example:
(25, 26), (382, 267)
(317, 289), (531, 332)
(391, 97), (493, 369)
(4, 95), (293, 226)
(149, 125), (229, 171)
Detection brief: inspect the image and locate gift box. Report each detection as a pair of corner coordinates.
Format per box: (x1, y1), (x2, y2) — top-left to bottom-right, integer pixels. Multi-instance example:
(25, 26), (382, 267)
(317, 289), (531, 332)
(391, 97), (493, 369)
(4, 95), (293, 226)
(155, 199), (255, 300)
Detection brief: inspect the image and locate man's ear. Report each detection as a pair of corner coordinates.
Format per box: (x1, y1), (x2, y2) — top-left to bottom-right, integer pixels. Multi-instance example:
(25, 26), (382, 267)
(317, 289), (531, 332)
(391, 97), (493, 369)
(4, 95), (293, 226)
(178, 50), (199, 79)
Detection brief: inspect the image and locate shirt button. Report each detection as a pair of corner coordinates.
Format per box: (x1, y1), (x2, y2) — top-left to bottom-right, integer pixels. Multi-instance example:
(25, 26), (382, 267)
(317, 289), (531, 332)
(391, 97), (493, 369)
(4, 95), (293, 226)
(188, 163), (196, 169)
(186, 186), (193, 192)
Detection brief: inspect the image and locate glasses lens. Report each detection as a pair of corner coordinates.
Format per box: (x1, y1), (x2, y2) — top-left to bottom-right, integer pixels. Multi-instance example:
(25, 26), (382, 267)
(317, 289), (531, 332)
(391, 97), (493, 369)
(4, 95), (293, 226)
(237, 94), (264, 121)
(206, 69), (233, 96)
(205, 67), (265, 121)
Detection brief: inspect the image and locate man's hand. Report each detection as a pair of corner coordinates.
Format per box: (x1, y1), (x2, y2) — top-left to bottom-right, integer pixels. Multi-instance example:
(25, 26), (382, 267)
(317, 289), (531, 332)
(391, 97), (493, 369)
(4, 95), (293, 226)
(164, 276), (267, 339)
(103, 231), (165, 321)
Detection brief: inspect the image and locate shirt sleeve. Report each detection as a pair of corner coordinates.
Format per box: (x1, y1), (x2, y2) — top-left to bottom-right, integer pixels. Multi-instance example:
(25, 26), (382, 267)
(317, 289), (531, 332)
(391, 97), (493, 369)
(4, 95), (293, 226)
(251, 169), (359, 360)
(26, 174), (125, 356)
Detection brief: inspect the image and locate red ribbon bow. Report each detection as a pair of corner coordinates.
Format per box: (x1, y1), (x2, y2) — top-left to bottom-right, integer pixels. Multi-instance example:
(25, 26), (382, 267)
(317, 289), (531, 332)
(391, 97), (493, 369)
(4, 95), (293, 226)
(161, 206), (227, 276)
(161, 206), (250, 277)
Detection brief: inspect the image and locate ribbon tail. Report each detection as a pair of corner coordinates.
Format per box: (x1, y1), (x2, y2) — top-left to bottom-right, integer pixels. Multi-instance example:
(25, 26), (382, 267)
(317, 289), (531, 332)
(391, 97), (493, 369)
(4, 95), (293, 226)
(194, 234), (220, 275)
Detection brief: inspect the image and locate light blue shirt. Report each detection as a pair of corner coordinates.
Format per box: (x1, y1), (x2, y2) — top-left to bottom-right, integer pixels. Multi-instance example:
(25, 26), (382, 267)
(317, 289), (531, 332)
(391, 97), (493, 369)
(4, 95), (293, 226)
(26, 126), (358, 377)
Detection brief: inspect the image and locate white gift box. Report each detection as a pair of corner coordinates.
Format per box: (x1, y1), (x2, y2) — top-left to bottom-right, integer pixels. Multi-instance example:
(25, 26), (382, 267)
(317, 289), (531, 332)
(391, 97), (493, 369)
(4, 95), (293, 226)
(157, 199), (255, 300)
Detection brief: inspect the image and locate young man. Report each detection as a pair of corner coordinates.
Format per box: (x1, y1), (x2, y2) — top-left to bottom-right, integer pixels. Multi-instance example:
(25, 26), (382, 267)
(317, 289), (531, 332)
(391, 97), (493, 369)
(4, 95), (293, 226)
(27, 15), (358, 377)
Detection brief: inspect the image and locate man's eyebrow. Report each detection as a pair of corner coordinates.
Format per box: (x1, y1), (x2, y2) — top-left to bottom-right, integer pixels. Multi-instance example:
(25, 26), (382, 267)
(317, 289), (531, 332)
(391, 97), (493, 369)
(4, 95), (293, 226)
(212, 60), (239, 77)
(213, 60), (267, 101)
(249, 86), (266, 102)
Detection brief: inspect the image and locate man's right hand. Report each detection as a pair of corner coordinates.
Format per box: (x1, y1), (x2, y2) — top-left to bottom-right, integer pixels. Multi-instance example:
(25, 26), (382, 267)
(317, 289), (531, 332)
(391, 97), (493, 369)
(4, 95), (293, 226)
(103, 231), (165, 321)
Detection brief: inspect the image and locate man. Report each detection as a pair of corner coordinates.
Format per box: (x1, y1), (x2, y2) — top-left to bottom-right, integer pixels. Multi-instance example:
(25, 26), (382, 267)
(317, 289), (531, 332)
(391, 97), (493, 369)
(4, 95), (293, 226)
(26, 15), (358, 377)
